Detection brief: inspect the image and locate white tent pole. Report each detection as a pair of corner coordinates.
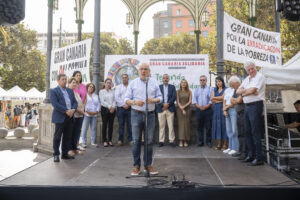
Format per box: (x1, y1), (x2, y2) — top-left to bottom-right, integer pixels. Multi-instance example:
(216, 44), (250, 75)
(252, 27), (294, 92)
(264, 100), (270, 164)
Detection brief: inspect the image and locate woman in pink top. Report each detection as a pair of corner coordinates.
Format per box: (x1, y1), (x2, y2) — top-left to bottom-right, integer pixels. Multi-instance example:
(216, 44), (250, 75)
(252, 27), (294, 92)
(73, 71), (87, 103)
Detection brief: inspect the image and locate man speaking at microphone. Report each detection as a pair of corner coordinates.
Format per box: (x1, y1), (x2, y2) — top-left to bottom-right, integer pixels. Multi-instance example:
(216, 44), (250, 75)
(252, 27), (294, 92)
(125, 63), (162, 176)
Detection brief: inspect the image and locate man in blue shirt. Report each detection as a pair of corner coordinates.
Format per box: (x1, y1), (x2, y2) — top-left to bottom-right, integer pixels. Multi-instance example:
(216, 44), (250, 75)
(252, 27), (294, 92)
(50, 74), (77, 162)
(157, 74), (176, 147)
(125, 63), (162, 176)
(193, 75), (213, 147)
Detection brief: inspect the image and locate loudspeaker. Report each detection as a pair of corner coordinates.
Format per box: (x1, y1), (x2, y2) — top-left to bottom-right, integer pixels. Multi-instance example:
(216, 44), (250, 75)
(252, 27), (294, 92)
(0, 0), (25, 26)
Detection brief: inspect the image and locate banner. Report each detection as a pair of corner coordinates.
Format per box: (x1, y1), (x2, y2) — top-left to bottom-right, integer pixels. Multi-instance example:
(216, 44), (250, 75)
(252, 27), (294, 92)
(105, 55), (209, 91)
(50, 39), (92, 88)
(224, 12), (281, 67)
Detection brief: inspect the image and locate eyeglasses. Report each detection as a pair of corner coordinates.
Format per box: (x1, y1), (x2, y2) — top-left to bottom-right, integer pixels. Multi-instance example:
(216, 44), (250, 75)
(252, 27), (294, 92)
(200, 79), (206, 81)
(139, 68), (149, 71)
(88, 86), (94, 88)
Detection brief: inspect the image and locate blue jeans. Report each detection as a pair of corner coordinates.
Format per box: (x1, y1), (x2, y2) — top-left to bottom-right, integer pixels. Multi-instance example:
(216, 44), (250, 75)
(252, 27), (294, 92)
(225, 108), (239, 151)
(244, 101), (263, 160)
(80, 115), (97, 144)
(196, 108), (212, 145)
(117, 107), (132, 142)
(131, 111), (155, 167)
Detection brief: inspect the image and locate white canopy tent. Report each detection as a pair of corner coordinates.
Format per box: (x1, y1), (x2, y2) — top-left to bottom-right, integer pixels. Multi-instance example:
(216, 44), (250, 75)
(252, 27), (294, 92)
(0, 87), (9, 100)
(261, 52), (300, 85)
(260, 52), (300, 165)
(26, 87), (45, 100)
(6, 86), (28, 100)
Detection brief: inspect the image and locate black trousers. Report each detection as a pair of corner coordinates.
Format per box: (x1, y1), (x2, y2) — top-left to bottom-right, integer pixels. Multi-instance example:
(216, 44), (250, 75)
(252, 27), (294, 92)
(53, 116), (74, 156)
(101, 107), (116, 142)
(237, 111), (247, 155)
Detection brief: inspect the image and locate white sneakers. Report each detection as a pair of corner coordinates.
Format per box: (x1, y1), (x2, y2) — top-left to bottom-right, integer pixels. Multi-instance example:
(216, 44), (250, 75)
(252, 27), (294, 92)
(223, 148), (231, 153)
(228, 150), (237, 155)
(223, 149), (239, 155)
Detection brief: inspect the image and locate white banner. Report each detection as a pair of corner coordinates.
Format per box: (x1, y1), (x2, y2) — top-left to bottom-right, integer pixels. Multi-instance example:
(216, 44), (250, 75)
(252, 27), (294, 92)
(105, 55), (209, 91)
(50, 39), (92, 88)
(224, 12), (281, 67)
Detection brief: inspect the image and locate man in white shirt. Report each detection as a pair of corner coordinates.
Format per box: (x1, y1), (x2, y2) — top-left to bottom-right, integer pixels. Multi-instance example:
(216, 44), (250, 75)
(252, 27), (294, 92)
(237, 61), (265, 166)
(115, 74), (132, 146)
(125, 63), (162, 176)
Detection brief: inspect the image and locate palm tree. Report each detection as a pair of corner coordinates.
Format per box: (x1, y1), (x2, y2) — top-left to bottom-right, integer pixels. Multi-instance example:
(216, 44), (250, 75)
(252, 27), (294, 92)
(0, 26), (9, 46)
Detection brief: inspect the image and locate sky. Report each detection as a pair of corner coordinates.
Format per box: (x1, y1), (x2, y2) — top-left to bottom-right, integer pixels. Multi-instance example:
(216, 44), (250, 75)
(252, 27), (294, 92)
(23, 0), (173, 51)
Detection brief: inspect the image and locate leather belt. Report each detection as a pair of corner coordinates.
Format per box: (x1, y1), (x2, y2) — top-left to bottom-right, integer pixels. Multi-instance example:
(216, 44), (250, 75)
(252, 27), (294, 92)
(245, 100), (263, 106)
(132, 109), (155, 114)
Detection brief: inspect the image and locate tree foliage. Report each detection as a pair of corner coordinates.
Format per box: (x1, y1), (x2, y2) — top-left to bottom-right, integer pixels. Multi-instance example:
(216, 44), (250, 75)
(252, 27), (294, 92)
(140, 33), (195, 54)
(0, 24), (46, 91)
(82, 32), (134, 81)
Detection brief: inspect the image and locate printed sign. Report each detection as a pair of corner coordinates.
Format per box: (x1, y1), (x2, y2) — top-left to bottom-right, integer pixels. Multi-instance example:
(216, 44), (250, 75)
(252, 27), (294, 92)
(224, 12), (281, 67)
(105, 54), (209, 91)
(50, 39), (92, 88)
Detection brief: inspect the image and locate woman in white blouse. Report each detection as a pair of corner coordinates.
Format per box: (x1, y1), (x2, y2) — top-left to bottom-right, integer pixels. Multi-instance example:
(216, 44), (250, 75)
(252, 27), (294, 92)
(223, 76), (240, 155)
(80, 83), (101, 147)
(99, 78), (116, 147)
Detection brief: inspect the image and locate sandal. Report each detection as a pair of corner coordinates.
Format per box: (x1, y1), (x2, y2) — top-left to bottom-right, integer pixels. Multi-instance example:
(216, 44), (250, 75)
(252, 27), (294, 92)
(104, 142), (108, 147)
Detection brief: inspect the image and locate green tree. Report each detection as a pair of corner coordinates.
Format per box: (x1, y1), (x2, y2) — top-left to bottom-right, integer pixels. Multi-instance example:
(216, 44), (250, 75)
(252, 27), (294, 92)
(82, 32), (134, 81)
(140, 33), (195, 54)
(0, 24), (46, 91)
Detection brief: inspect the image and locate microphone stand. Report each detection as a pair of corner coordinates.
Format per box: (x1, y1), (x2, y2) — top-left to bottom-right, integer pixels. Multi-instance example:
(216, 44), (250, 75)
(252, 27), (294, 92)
(145, 77), (150, 177)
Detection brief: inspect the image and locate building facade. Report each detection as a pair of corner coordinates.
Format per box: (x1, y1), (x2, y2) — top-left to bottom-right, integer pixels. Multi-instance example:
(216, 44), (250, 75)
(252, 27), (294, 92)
(153, 1), (215, 38)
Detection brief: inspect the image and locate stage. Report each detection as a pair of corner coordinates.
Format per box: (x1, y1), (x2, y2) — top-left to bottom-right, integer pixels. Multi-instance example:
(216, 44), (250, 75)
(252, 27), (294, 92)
(0, 145), (298, 187)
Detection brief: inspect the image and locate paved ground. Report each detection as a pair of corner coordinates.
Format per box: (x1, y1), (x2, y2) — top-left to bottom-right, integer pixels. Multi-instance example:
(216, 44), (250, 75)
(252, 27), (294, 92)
(0, 145), (298, 188)
(0, 149), (50, 181)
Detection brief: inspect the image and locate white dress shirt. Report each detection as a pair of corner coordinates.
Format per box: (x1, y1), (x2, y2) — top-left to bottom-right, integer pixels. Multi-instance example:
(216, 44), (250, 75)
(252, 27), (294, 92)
(99, 89), (116, 109)
(163, 85), (168, 103)
(124, 77), (162, 112)
(115, 84), (129, 107)
(224, 87), (235, 106)
(239, 72), (266, 103)
(85, 93), (101, 117)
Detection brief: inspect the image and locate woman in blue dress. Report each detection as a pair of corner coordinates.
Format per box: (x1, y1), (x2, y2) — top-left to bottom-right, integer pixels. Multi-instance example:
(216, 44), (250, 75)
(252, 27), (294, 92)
(211, 76), (227, 150)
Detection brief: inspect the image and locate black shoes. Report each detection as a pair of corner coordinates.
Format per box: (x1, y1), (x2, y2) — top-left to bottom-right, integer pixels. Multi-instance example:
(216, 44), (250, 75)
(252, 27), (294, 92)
(197, 142), (204, 147)
(241, 156), (254, 163)
(231, 152), (241, 157)
(61, 155), (75, 159)
(170, 142), (176, 147)
(207, 143), (212, 148)
(158, 142), (164, 147)
(248, 159), (264, 166)
(53, 155), (60, 162)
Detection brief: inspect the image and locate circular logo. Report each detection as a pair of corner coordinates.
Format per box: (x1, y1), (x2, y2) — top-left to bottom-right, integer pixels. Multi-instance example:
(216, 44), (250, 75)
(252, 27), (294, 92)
(107, 58), (139, 87)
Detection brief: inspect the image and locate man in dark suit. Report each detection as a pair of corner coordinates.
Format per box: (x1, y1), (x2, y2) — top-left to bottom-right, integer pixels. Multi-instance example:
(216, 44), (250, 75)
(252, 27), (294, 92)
(157, 74), (177, 147)
(50, 74), (77, 162)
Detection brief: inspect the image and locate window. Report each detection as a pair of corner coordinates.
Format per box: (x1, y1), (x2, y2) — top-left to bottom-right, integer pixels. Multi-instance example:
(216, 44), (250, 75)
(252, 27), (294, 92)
(176, 9), (181, 16)
(189, 31), (194, 35)
(163, 21), (168, 28)
(202, 31), (208, 37)
(176, 20), (182, 28)
(189, 20), (195, 27)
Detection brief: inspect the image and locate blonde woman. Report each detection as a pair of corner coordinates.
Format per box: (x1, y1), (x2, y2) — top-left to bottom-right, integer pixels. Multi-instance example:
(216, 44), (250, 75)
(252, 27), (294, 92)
(176, 79), (192, 147)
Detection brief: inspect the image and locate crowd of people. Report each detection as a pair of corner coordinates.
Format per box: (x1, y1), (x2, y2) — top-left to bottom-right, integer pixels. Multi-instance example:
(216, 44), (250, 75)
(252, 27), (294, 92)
(4, 103), (39, 128)
(50, 61), (267, 176)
